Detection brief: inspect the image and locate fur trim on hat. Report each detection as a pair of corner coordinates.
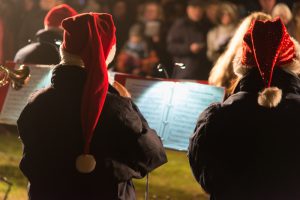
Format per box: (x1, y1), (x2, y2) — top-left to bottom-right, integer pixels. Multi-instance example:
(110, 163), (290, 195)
(258, 87), (282, 108)
(59, 45), (84, 67)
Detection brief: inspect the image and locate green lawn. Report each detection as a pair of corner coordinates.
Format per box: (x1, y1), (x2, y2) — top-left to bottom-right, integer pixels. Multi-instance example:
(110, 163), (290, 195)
(0, 125), (208, 200)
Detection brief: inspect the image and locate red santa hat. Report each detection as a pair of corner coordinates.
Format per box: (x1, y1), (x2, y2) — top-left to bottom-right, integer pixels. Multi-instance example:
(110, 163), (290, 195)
(44, 4), (78, 28)
(233, 18), (300, 108)
(61, 13), (116, 173)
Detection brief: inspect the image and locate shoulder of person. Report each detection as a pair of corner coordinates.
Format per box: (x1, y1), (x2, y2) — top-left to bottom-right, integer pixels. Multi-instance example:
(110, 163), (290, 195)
(17, 86), (53, 124)
(223, 91), (257, 107)
(15, 42), (41, 57)
(196, 103), (222, 127)
(103, 94), (143, 134)
(28, 86), (53, 104)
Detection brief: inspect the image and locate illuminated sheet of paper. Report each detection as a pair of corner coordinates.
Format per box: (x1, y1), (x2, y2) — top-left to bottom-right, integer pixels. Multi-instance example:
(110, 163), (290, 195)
(125, 79), (174, 135)
(163, 82), (224, 150)
(125, 78), (224, 151)
(0, 65), (53, 125)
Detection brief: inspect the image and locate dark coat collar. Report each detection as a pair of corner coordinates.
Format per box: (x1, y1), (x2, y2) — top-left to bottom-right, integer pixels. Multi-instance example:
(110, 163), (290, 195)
(235, 68), (300, 95)
(51, 65), (119, 95)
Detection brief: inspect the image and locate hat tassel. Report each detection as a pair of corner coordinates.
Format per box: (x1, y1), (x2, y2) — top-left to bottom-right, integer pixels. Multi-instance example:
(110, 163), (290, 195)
(258, 87), (282, 108)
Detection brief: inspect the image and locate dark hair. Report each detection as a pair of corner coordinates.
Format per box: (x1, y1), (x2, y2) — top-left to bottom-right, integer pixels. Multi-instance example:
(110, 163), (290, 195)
(188, 0), (205, 7)
(292, 2), (300, 16)
(206, 0), (220, 6)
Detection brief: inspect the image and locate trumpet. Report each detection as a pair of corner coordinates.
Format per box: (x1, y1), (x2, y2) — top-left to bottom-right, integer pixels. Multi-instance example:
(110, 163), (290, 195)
(0, 65), (30, 90)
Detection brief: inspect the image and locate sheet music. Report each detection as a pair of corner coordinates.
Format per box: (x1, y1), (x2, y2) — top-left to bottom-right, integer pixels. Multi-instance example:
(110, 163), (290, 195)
(125, 78), (224, 151)
(125, 79), (174, 138)
(0, 65), (53, 125)
(164, 82), (224, 150)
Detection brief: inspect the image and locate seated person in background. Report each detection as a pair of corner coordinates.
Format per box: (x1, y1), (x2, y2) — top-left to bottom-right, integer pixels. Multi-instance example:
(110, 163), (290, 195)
(116, 24), (159, 77)
(206, 2), (238, 63)
(189, 18), (300, 200)
(208, 12), (271, 96)
(14, 4), (77, 65)
(18, 13), (167, 200)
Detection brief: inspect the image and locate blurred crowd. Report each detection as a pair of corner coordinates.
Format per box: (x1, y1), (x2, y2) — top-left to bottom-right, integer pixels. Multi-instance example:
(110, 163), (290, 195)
(0, 0), (299, 80)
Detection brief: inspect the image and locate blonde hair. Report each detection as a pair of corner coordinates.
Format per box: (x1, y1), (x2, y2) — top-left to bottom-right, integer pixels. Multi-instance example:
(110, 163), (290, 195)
(217, 2), (239, 25)
(208, 12), (272, 95)
(272, 3), (293, 25)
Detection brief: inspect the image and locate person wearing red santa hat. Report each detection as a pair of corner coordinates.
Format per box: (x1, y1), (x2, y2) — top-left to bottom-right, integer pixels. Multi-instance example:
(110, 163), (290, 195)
(188, 18), (300, 200)
(17, 13), (167, 200)
(14, 4), (77, 65)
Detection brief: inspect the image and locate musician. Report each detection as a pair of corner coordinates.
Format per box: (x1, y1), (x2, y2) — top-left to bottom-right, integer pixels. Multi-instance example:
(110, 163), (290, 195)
(189, 18), (300, 200)
(208, 12), (271, 96)
(17, 13), (167, 200)
(14, 4), (77, 65)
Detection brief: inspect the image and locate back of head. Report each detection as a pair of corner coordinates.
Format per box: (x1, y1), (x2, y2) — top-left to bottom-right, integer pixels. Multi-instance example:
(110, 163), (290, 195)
(209, 12), (271, 90)
(61, 13), (116, 173)
(234, 18), (300, 108)
(44, 4), (78, 29)
(62, 13), (116, 62)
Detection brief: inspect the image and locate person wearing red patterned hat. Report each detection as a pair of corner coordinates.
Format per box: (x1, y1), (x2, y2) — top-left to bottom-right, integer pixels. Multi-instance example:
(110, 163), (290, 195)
(14, 4), (77, 65)
(17, 13), (167, 200)
(188, 18), (300, 200)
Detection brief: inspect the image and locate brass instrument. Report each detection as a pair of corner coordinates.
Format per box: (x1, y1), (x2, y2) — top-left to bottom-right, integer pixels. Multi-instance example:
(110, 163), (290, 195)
(0, 65), (30, 90)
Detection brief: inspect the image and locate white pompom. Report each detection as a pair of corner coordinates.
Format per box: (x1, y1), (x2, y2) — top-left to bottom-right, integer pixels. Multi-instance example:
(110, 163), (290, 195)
(76, 154), (96, 173)
(258, 87), (282, 108)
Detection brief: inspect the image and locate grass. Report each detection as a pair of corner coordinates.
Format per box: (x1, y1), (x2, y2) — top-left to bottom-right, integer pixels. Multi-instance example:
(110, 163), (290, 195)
(0, 125), (208, 200)
(0, 126), (27, 200)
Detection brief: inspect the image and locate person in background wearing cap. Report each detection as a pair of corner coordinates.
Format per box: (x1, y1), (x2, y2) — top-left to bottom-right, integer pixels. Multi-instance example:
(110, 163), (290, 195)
(167, 0), (211, 80)
(14, 4), (77, 65)
(188, 18), (300, 200)
(17, 13), (167, 200)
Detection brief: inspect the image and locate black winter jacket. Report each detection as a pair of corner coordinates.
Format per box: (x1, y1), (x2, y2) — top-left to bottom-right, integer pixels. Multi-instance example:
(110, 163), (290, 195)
(18, 65), (167, 200)
(14, 29), (61, 65)
(188, 68), (300, 200)
(167, 17), (211, 80)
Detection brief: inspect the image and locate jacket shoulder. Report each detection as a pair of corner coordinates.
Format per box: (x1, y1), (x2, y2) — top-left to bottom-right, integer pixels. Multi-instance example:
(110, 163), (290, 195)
(27, 86), (53, 105)
(102, 93), (143, 134)
(195, 103), (222, 129)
